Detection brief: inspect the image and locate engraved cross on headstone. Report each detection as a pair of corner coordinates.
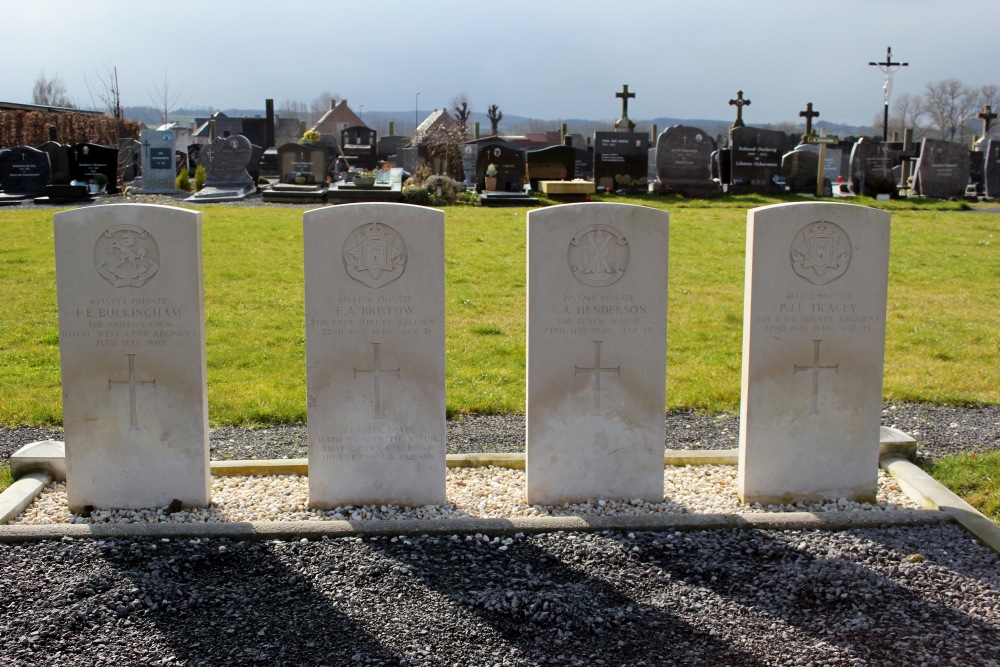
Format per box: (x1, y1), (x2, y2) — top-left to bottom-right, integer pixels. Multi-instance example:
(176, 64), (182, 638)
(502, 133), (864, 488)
(979, 105), (998, 137)
(799, 102), (820, 136)
(108, 353), (156, 431)
(354, 342), (399, 420)
(615, 84), (637, 131)
(729, 90), (751, 128)
(793, 339), (838, 415)
(575, 341), (620, 416)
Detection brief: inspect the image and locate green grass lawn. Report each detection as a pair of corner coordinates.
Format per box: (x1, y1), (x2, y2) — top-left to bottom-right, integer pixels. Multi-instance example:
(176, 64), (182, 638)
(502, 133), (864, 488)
(0, 193), (997, 513)
(922, 451), (1000, 521)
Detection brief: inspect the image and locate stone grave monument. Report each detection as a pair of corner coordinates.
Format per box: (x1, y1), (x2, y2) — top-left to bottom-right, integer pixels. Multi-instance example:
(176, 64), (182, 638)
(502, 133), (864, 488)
(0, 146), (51, 201)
(593, 132), (648, 192)
(526, 202), (669, 505)
(304, 203), (446, 507)
(140, 129), (179, 194)
(186, 135), (256, 202)
(738, 201), (890, 505)
(54, 204), (210, 512)
(525, 145), (575, 190)
(983, 139), (1000, 199)
(653, 125), (718, 196)
(262, 143), (331, 203)
(780, 145), (821, 193)
(912, 138), (970, 198)
(729, 126), (785, 191)
(67, 143), (119, 194)
(848, 138), (896, 197)
(476, 144), (537, 206)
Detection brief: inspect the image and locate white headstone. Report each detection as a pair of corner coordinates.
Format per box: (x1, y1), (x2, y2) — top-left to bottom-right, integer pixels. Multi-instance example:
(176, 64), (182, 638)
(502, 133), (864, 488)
(739, 202), (890, 504)
(54, 204), (209, 512)
(139, 129), (179, 194)
(526, 203), (669, 505)
(304, 203), (446, 508)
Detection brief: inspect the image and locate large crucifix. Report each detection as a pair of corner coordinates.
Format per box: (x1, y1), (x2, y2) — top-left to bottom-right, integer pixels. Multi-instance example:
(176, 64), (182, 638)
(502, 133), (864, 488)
(614, 84), (636, 132)
(979, 105), (998, 138)
(729, 90), (751, 129)
(868, 46), (908, 142)
(799, 102), (820, 137)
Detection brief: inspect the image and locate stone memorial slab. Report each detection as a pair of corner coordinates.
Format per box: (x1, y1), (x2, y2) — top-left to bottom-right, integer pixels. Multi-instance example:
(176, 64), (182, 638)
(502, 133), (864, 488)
(37, 141), (71, 184)
(476, 144), (525, 192)
(593, 132), (648, 191)
(781, 146), (820, 193)
(729, 126), (784, 189)
(848, 138), (895, 196)
(913, 138), (970, 198)
(983, 140), (1000, 199)
(54, 204), (209, 512)
(276, 142), (330, 182)
(140, 130), (179, 193)
(68, 143), (119, 193)
(304, 203), (446, 507)
(654, 125), (717, 195)
(526, 145), (575, 190)
(0, 146), (51, 197)
(738, 202), (890, 505)
(526, 203), (669, 506)
(185, 135), (256, 202)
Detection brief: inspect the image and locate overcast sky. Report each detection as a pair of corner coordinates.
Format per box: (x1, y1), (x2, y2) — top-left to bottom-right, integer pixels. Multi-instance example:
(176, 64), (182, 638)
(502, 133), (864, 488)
(3, 0), (998, 128)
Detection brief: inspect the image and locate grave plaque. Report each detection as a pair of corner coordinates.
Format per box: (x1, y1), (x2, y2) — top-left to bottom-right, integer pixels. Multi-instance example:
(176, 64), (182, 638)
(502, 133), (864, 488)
(305, 203), (446, 507)
(476, 144), (525, 192)
(654, 125), (717, 195)
(68, 143), (119, 193)
(729, 126), (784, 188)
(140, 130), (179, 194)
(848, 138), (895, 196)
(54, 204), (209, 511)
(593, 132), (648, 190)
(983, 139), (1000, 199)
(0, 146), (51, 196)
(739, 202), (890, 505)
(526, 145), (575, 189)
(276, 143), (329, 182)
(527, 203), (669, 505)
(913, 138), (970, 198)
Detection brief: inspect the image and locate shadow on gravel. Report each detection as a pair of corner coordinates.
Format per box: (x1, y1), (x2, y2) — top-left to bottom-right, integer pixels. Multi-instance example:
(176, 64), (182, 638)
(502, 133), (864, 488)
(603, 525), (1000, 666)
(99, 537), (400, 666)
(368, 533), (769, 666)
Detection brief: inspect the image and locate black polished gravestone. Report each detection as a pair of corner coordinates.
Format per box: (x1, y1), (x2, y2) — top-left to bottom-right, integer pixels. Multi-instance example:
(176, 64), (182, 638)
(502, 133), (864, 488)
(728, 126), (784, 190)
(463, 138), (505, 189)
(185, 135), (256, 202)
(912, 138), (970, 198)
(848, 137), (896, 197)
(526, 145), (575, 190)
(653, 125), (718, 196)
(262, 143), (331, 203)
(0, 146), (52, 199)
(340, 126), (377, 171)
(593, 131), (648, 191)
(476, 143), (526, 192)
(36, 141), (71, 184)
(67, 143), (119, 193)
(983, 140), (1000, 199)
(119, 138), (141, 183)
(780, 145), (821, 193)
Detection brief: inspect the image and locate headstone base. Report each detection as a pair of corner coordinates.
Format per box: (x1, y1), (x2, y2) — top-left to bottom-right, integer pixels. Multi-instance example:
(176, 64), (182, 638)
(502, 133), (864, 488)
(654, 180), (722, 197)
(35, 184), (94, 205)
(480, 192), (539, 207)
(185, 184), (256, 203)
(262, 183), (329, 204)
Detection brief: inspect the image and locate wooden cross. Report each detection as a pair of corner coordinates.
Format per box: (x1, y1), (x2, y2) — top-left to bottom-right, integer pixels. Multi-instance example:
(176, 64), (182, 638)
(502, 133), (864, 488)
(799, 102), (820, 136)
(979, 105), (998, 136)
(729, 91), (751, 128)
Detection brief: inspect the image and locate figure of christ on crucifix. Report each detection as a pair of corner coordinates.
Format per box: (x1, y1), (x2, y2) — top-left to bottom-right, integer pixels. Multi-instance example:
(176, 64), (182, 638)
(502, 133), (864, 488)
(614, 84), (636, 131)
(354, 342), (400, 420)
(729, 90), (751, 128)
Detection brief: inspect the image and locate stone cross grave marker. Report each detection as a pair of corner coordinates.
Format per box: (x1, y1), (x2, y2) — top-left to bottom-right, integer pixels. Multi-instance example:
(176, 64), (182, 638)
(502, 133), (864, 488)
(526, 202), (669, 506)
(738, 201), (890, 505)
(799, 102), (820, 137)
(729, 90), (751, 128)
(140, 129), (179, 194)
(54, 204), (209, 512)
(978, 105), (997, 137)
(614, 84), (636, 131)
(304, 203), (446, 508)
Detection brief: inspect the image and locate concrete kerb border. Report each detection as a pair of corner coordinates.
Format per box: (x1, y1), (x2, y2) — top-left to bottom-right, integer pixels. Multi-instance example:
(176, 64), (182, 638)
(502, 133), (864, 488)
(0, 443), (977, 544)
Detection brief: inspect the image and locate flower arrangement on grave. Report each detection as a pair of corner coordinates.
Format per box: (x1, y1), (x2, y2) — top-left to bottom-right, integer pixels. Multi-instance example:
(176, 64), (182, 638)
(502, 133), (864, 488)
(299, 130), (321, 144)
(485, 163), (498, 177)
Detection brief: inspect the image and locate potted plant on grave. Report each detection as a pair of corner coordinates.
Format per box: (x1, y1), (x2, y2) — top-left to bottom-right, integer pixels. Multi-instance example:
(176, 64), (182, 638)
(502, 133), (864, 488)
(484, 163), (498, 191)
(353, 168), (377, 188)
(92, 173), (109, 194)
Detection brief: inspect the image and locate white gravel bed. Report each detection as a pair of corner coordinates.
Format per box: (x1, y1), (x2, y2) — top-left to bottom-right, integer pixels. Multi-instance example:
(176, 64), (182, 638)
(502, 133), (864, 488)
(14, 465), (920, 525)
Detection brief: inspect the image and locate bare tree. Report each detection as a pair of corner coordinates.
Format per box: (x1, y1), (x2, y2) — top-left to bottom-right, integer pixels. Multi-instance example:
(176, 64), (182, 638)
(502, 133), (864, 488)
(451, 93), (472, 128)
(32, 71), (75, 107)
(487, 104), (503, 136)
(146, 68), (183, 126)
(922, 78), (978, 141)
(890, 92), (926, 140)
(85, 63), (128, 189)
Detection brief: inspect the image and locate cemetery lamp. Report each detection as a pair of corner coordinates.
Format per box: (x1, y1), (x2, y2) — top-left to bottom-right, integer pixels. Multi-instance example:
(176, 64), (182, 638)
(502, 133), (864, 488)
(415, 92), (421, 131)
